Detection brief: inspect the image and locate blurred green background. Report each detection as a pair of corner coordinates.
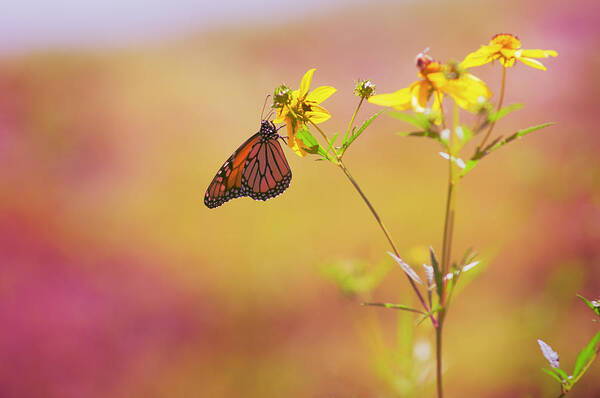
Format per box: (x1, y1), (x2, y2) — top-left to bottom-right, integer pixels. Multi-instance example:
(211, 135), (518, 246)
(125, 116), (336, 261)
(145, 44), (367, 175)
(1, 0), (599, 397)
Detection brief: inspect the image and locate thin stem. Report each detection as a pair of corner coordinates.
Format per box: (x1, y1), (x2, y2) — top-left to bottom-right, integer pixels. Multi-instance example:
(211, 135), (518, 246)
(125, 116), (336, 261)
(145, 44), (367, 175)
(436, 90), (447, 130)
(479, 66), (507, 150)
(436, 323), (444, 398)
(338, 160), (438, 328)
(435, 100), (460, 398)
(341, 97), (364, 157)
(309, 120), (339, 162)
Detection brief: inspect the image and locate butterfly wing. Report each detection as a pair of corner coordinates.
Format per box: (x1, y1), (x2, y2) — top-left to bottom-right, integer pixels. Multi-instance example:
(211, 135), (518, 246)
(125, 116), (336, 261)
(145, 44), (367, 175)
(204, 132), (262, 209)
(242, 137), (292, 201)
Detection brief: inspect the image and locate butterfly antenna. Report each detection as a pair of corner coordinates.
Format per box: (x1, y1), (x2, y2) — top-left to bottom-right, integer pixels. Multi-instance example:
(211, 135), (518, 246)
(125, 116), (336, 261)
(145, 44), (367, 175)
(261, 95), (272, 121)
(264, 109), (275, 121)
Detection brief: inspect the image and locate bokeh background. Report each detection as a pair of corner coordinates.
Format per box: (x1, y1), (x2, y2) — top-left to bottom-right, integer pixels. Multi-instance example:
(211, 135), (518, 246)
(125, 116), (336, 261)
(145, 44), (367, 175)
(1, 0), (599, 397)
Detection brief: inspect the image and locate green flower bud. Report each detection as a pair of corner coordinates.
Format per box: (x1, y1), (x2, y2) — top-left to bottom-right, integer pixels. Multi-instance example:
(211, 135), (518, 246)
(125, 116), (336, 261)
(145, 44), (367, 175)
(353, 79), (376, 99)
(273, 84), (291, 108)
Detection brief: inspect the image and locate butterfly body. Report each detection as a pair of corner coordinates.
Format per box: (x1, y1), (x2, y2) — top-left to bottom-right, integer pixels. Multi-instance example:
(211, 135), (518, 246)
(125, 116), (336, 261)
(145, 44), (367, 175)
(204, 120), (292, 209)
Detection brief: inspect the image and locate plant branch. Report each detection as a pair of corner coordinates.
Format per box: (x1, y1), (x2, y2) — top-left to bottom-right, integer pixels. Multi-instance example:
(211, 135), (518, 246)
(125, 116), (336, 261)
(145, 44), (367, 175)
(337, 160), (438, 327)
(479, 66), (507, 150)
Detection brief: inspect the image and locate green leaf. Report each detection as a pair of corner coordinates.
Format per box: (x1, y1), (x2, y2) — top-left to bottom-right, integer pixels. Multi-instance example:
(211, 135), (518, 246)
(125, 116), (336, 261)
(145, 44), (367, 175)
(388, 111), (431, 130)
(430, 247), (443, 299)
(554, 367), (569, 382)
(572, 330), (600, 379)
(461, 122), (554, 178)
(397, 130), (442, 143)
(296, 127), (328, 158)
(490, 122), (554, 152)
(462, 159), (478, 175)
(577, 294), (600, 316)
(361, 302), (424, 314)
(326, 132), (339, 156)
(342, 110), (385, 153)
(416, 305), (442, 326)
(541, 368), (564, 383)
(488, 103), (524, 122)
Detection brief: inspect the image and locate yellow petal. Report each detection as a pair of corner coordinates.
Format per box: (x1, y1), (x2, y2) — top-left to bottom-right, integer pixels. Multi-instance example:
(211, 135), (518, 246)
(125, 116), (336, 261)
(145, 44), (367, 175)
(518, 57), (547, 71)
(519, 49), (558, 58)
(305, 103), (331, 124)
(306, 86), (337, 104)
(299, 68), (315, 99)
(411, 80), (432, 112)
(460, 44), (500, 68)
(442, 74), (492, 111)
(285, 116), (307, 157)
(368, 86), (413, 110)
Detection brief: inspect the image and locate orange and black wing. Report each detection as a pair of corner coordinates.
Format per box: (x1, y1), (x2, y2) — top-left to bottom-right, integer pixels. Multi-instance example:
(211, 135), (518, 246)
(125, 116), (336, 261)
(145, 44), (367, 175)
(204, 133), (262, 209)
(241, 137), (291, 201)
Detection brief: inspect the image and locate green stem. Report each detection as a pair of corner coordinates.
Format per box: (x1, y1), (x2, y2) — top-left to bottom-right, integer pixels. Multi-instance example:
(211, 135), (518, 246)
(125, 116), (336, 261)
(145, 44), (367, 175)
(340, 97), (364, 158)
(436, 100), (460, 398)
(309, 120), (339, 163)
(436, 91), (447, 130)
(436, 319), (444, 398)
(338, 160), (437, 327)
(479, 66), (507, 150)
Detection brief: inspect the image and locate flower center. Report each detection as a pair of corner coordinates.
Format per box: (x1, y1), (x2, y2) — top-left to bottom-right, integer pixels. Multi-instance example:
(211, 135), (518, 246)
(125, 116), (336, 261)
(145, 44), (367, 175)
(491, 33), (521, 50)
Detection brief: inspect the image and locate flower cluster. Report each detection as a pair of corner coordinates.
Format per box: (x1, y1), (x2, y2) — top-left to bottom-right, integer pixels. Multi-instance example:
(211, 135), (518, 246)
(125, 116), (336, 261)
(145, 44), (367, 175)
(269, 34), (557, 158)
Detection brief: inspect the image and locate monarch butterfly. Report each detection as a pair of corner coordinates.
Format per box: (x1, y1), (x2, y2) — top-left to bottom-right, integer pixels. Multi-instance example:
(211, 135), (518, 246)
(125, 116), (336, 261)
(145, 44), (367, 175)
(204, 120), (292, 208)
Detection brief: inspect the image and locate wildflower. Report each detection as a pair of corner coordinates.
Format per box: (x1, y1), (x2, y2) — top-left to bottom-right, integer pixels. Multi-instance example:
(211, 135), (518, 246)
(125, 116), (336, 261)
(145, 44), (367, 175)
(273, 69), (336, 157)
(354, 79), (376, 99)
(368, 50), (491, 117)
(461, 33), (558, 71)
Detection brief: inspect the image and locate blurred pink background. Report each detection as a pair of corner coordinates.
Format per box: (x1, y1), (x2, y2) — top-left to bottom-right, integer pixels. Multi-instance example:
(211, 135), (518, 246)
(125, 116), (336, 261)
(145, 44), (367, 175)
(0, 0), (599, 397)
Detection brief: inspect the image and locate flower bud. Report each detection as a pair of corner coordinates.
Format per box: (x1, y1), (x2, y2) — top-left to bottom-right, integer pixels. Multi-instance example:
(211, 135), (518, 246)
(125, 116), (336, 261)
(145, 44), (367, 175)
(353, 79), (376, 99)
(272, 84), (291, 108)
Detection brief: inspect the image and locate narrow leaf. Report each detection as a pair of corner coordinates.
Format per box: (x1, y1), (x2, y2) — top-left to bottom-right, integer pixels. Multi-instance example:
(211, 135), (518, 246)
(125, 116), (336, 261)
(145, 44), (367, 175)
(572, 330), (600, 379)
(388, 111), (430, 130)
(461, 122), (554, 177)
(296, 127), (328, 158)
(343, 110), (385, 152)
(396, 130), (442, 143)
(430, 247), (443, 299)
(326, 132), (339, 156)
(461, 159), (478, 175)
(541, 368), (564, 383)
(361, 302), (424, 314)
(488, 103), (524, 122)
(577, 294), (600, 316)
(415, 305), (442, 326)
(489, 122), (554, 152)
(388, 252), (423, 285)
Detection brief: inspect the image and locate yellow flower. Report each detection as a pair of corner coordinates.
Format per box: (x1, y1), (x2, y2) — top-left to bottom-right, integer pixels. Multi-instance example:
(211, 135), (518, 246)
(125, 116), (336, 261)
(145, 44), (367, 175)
(461, 33), (558, 70)
(368, 51), (491, 117)
(273, 69), (336, 157)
